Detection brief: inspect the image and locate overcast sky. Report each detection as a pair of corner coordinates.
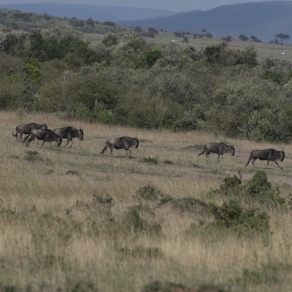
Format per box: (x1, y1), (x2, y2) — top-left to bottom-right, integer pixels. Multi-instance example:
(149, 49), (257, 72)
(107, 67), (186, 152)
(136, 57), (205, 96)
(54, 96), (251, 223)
(0, 0), (291, 12)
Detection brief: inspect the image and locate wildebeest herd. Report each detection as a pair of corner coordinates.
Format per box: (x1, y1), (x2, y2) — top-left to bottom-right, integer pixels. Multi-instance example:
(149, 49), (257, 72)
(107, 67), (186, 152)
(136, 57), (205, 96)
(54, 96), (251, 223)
(13, 123), (83, 148)
(12, 123), (286, 169)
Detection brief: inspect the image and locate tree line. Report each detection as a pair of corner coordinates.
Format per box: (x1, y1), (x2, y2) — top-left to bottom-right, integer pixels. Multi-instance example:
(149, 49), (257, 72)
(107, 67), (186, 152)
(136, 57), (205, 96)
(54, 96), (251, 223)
(0, 23), (292, 142)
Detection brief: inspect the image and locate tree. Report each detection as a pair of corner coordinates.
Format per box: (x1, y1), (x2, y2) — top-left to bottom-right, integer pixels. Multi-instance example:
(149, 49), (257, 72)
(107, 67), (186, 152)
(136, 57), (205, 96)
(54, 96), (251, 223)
(250, 35), (261, 42)
(239, 34), (249, 41)
(275, 33), (290, 45)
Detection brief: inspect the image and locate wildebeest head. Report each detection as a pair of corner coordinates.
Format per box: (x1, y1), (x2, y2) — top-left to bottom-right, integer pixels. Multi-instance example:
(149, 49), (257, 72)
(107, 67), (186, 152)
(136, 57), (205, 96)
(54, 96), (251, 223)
(133, 137), (139, 148)
(280, 150), (285, 162)
(230, 145), (235, 156)
(79, 128), (84, 141)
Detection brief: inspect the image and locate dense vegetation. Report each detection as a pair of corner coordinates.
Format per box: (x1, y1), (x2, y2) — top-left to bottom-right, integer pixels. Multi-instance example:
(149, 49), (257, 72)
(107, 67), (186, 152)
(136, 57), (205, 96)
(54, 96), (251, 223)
(0, 8), (292, 142)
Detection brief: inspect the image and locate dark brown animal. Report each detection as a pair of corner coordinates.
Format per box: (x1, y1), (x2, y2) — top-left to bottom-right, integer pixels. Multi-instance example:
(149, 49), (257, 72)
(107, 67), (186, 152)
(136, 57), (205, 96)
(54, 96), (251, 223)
(12, 123), (47, 141)
(100, 136), (139, 157)
(245, 149), (285, 169)
(25, 129), (62, 147)
(53, 127), (84, 148)
(198, 142), (235, 162)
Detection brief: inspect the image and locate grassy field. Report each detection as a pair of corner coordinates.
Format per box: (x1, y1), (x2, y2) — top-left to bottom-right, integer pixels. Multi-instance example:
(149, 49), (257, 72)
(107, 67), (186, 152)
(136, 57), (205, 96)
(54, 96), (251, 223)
(0, 111), (291, 291)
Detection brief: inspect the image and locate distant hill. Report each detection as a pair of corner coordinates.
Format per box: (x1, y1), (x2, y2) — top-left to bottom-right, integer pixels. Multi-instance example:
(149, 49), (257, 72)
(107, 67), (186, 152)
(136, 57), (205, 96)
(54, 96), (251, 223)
(120, 1), (292, 43)
(0, 3), (174, 22)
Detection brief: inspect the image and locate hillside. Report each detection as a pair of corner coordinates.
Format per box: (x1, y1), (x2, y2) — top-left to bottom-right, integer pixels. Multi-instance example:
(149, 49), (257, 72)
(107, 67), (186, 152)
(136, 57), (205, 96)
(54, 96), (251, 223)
(1, 2), (292, 43)
(121, 1), (292, 43)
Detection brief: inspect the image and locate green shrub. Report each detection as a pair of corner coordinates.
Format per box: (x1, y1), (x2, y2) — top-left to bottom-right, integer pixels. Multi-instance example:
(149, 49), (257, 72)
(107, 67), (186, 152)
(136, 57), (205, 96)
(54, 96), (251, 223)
(122, 206), (162, 236)
(102, 34), (118, 47)
(211, 200), (270, 235)
(135, 184), (162, 201)
(143, 49), (163, 67)
(209, 171), (285, 207)
(245, 171), (285, 205)
(170, 197), (212, 214)
(24, 150), (42, 162)
(142, 157), (158, 164)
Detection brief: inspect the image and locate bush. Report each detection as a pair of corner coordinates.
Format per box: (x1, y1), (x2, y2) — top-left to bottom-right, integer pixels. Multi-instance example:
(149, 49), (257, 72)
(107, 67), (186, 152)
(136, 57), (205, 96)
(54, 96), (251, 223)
(142, 157), (158, 164)
(143, 49), (163, 67)
(211, 200), (270, 235)
(209, 171), (285, 207)
(122, 206), (162, 236)
(245, 171), (285, 205)
(24, 150), (42, 162)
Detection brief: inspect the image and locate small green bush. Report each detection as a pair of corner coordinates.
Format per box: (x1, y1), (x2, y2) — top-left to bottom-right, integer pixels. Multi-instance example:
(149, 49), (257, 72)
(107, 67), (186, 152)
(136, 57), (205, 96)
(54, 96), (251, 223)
(142, 157), (158, 164)
(24, 150), (42, 162)
(210, 171), (285, 206)
(211, 200), (270, 235)
(122, 206), (162, 236)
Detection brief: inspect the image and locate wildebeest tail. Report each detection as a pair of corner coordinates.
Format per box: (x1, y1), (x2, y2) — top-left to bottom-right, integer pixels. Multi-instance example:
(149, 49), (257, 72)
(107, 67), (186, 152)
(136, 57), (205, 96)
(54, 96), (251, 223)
(198, 147), (206, 156)
(245, 152), (253, 167)
(135, 138), (139, 148)
(100, 141), (109, 154)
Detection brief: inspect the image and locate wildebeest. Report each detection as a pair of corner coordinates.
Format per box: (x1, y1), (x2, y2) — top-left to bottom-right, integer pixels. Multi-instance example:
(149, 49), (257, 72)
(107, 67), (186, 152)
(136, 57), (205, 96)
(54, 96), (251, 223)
(245, 149), (285, 169)
(100, 136), (139, 157)
(53, 127), (84, 148)
(198, 142), (235, 162)
(12, 123), (47, 141)
(25, 129), (62, 147)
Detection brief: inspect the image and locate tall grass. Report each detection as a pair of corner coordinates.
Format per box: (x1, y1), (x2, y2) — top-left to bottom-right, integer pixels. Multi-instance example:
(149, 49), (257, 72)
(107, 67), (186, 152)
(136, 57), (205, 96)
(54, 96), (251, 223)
(0, 111), (291, 291)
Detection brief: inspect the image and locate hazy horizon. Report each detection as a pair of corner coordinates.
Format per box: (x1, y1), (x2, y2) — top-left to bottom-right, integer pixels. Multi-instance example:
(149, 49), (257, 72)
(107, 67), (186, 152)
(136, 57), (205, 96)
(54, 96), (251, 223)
(0, 0), (291, 12)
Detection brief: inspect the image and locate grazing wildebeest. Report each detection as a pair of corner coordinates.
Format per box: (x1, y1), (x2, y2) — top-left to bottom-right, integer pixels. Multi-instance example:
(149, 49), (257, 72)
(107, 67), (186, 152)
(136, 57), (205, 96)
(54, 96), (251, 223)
(198, 142), (235, 162)
(245, 149), (285, 169)
(25, 129), (62, 147)
(100, 136), (139, 157)
(53, 127), (84, 148)
(12, 123), (47, 141)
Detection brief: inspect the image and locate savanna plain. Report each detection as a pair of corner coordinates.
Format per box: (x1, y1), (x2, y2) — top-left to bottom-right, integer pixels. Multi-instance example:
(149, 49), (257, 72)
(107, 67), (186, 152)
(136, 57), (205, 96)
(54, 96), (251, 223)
(0, 111), (291, 292)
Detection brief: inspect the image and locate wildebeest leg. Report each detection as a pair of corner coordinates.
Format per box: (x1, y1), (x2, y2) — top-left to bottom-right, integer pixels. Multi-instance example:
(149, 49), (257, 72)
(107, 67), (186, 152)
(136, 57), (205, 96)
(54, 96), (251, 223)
(41, 140), (46, 147)
(23, 134), (30, 143)
(204, 150), (211, 162)
(205, 153), (210, 162)
(252, 158), (256, 167)
(245, 156), (251, 167)
(69, 139), (74, 148)
(127, 148), (132, 158)
(198, 148), (206, 158)
(273, 160), (283, 169)
(25, 135), (35, 147)
(100, 145), (109, 155)
(64, 139), (70, 147)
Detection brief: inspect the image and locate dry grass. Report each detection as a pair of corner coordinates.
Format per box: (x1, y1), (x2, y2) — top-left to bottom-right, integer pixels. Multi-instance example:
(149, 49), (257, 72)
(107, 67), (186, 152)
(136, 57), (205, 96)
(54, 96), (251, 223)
(0, 111), (291, 291)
